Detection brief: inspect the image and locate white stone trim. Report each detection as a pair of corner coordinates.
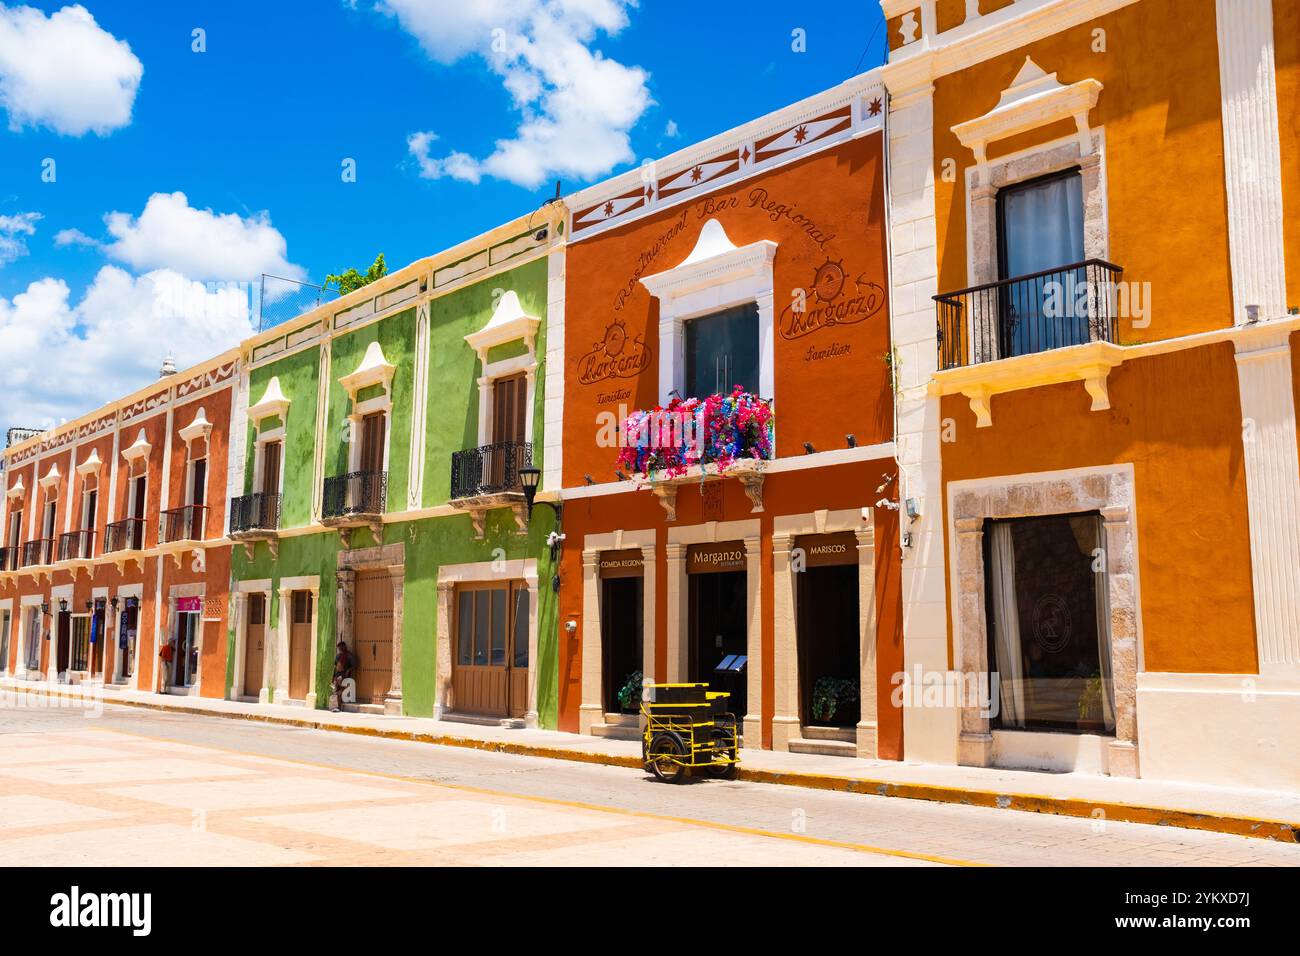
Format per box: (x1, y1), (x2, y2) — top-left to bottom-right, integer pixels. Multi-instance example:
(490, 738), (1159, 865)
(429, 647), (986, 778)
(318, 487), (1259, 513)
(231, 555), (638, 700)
(542, 251), (565, 492)
(1234, 331), (1300, 676)
(770, 509), (878, 757)
(640, 219), (777, 406)
(247, 376), (290, 423)
(578, 528), (657, 736)
(273, 576), (321, 707)
(407, 302), (431, 510)
(1215, 0), (1289, 324)
(946, 463), (1141, 777)
(74, 450), (103, 478)
(952, 57), (1101, 171)
(338, 341), (396, 401)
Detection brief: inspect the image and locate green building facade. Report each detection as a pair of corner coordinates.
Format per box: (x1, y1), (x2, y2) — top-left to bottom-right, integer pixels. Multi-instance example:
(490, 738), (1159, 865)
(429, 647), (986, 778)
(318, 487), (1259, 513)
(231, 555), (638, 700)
(225, 212), (565, 728)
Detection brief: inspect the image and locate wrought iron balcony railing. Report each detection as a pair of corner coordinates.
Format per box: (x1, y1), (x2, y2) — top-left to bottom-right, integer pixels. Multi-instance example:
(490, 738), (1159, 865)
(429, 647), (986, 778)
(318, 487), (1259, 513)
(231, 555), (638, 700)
(935, 259), (1123, 371)
(322, 471), (387, 520)
(58, 529), (95, 562)
(230, 492), (281, 535)
(160, 504), (208, 545)
(22, 538), (54, 567)
(450, 440), (532, 500)
(105, 517), (145, 553)
(0, 545), (16, 571)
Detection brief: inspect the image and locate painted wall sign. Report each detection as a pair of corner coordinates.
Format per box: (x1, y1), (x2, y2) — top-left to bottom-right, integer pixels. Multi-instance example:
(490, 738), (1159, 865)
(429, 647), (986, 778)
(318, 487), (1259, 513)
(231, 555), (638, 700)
(796, 531), (858, 567)
(577, 318), (653, 386)
(686, 541), (746, 574)
(176, 596), (202, 613)
(779, 259), (885, 340)
(599, 549), (645, 578)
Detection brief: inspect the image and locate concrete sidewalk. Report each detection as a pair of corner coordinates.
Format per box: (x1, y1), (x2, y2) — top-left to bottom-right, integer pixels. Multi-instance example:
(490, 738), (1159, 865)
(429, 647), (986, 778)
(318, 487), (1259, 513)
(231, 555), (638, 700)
(5, 677), (1298, 843)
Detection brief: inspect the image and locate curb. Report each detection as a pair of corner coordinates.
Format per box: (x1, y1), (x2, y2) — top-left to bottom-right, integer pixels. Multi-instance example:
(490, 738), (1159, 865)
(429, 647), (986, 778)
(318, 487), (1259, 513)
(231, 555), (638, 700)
(17, 685), (1299, 844)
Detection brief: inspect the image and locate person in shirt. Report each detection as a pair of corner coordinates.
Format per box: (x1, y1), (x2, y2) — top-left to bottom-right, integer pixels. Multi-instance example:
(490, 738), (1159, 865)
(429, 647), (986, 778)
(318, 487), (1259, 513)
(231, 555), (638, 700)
(330, 641), (355, 711)
(158, 638), (175, 692)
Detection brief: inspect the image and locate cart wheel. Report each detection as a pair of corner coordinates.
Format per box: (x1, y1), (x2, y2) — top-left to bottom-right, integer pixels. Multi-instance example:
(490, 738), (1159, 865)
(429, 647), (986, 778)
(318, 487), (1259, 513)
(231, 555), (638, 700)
(646, 731), (688, 784)
(706, 728), (740, 780)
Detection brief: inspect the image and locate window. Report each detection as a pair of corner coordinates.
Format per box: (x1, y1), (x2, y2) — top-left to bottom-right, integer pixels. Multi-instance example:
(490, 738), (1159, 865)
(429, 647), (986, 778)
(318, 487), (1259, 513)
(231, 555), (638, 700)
(129, 474), (147, 549)
(259, 441), (282, 497)
(984, 512), (1114, 734)
(291, 589), (313, 625)
(42, 499), (56, 540)
(684, 303), (760, 400)
(996, 169), (1086, 357)
(70, 617), (90, 672)
(0, 610), (10, 674)
(24, 607), (41, 672)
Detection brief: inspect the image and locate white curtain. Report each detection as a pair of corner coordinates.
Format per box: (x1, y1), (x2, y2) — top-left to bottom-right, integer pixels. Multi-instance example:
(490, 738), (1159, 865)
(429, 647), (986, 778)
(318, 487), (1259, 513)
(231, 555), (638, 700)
(1094, 519), (1117, 731)
(988, 523), (1025, 727)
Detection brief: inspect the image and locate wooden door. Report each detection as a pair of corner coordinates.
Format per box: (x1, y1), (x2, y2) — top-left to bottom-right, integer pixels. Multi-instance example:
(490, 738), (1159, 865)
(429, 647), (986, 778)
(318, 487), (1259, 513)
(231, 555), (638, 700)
(490, 374), (527, 488)
(354, 570), (393, 705)
(288, 590), (313, 700)
(190, 459), (207, 539)
(260, 442), (281, 495)
(243, 594), (265, 696)
(131, 475), (147, 548)
(453, 581), (528, 718)
(358, 413), (386, 511)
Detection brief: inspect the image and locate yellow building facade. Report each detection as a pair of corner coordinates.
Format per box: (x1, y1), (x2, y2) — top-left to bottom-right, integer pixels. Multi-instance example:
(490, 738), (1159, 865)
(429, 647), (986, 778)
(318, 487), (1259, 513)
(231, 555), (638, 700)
(881, 0), (1300, 789)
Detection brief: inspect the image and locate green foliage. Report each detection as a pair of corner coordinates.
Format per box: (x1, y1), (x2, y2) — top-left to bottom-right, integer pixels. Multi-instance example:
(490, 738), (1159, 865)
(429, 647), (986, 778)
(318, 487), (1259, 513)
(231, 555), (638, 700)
(812, 677), (858, 723)
(617, 670), (643, 712)
(326, 253), (387, 295)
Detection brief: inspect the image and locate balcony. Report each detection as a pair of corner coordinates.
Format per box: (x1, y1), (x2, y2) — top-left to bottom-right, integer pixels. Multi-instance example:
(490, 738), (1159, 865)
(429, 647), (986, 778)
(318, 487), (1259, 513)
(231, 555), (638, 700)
(321, 471), (386, 545)
(448, 441), (532, 538)
(931, 259), (1126, 428)
(161, 504), (208, 545)
(104, 517), (146, 554)
(58, 530), (96, 575)
(22, 538), (54, 568)
(0, 545), (16, 572)
(229, 492), (281, 557)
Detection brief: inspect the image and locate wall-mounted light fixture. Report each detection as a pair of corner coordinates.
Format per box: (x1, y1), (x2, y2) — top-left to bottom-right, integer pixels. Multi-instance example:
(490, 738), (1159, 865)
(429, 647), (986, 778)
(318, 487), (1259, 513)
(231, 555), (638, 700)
(40, 602), (50, 616)
(519, 466), (564, 592)
(803, 442), (817, 455)
(58, 598), (68, 614)
(845, 434), (856, 448)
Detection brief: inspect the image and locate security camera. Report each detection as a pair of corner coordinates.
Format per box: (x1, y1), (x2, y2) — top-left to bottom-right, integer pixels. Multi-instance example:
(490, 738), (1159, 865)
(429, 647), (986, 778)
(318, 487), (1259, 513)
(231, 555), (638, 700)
(534, 226), (549, 242)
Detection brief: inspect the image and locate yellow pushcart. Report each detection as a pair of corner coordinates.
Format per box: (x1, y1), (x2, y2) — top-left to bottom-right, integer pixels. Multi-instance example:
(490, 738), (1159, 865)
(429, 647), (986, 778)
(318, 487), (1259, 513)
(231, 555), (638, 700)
(640, 682), (740, 784)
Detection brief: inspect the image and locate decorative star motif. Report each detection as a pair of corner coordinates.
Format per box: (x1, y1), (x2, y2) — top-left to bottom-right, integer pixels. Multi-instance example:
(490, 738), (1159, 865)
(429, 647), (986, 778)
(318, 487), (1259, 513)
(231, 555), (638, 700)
(690, 165), (703, 182)
(868, 97), (882, 117)
(793, 125), (808, 143)
(603, 201), (615, 217)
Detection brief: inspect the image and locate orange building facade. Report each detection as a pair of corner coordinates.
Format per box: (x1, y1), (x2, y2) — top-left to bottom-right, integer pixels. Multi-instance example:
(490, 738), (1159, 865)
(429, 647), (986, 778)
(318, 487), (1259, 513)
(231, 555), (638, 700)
(0, 353), (238, 699)
(553, 76), (908, 758)
(882, 0), (1300, 789)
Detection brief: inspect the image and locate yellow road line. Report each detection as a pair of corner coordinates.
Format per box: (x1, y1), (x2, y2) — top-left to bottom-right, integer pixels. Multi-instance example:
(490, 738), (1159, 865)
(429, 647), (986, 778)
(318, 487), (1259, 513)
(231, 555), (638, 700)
(84, 725), (982, 867)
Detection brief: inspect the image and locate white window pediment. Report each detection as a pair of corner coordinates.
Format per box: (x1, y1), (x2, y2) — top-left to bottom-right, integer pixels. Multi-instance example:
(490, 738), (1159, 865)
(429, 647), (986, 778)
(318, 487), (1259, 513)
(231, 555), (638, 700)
(178, 407), (213, 446)
(464, 290), (541, 365)
(952, 57), (1102, 169)
(339, 341), (396, 402)
(75, 449), (104, 478)
(38, 464), (61, 491)
(247, 377), (291, 423)
(641, 218), (777, 308)
(121, 429), (152, 465)
(6, 476), (25, 500)
(640, 218), (778, 406)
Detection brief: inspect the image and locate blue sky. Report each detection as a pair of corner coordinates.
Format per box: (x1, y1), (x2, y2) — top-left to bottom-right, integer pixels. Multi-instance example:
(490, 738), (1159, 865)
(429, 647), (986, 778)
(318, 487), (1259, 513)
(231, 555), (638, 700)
(0, 1), (885, 427)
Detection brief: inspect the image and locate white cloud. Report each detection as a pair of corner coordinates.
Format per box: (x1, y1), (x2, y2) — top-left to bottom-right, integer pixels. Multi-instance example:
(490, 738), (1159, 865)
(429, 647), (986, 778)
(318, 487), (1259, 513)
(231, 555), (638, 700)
(100, 191), (305, 283)
(0, 210), (40, 265)
(0, 266), (253, 428)
(663, 118), (678, 138)
(0, 3), (142, 136)
(388, 0), (651, 189)
(53, 227), (99, 249)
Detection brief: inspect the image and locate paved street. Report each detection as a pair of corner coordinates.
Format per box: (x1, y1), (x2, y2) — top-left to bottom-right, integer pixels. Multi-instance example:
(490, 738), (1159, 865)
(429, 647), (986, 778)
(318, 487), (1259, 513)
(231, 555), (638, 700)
(1, 703), (1297, 867)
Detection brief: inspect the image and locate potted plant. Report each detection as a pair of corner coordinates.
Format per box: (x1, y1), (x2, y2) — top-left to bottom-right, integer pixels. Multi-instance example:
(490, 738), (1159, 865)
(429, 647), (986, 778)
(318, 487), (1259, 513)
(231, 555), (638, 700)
(616, 670), (643, 713)
(811, 677), (858, 724)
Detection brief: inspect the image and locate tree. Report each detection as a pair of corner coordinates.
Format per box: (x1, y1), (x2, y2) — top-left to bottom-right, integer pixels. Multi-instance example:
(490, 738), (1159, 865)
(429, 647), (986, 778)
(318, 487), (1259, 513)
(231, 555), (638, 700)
(325, 253), (387, 295)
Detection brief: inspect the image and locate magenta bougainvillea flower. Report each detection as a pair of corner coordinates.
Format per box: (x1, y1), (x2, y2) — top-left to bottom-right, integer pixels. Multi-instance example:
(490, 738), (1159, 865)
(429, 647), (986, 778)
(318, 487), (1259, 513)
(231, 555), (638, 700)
(615, 386), (774, 479)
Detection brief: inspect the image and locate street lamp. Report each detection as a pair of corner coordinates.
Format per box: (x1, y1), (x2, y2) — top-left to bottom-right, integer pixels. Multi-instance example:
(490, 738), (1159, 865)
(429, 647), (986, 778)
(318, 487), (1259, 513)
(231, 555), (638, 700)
(517, 465), (564, 591)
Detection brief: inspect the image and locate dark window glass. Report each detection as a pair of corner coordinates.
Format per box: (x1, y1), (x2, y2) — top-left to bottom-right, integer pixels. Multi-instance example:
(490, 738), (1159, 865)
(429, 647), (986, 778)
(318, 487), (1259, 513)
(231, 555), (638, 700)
(456, 591), (473, 666)
(684, 303), (759, 399)
(513, 588), (530, 668)
(984, 512), (1113, 734)
(473, 591), (489, 665)
(490, 588), (507, 666)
